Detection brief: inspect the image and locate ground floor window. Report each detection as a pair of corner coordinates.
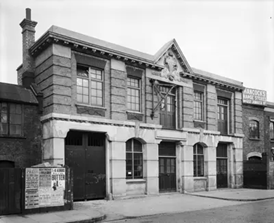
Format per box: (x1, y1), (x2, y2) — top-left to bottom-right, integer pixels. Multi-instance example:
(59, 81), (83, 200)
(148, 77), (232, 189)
(126, 138), (143, 179)
(193, 143), (204, 177)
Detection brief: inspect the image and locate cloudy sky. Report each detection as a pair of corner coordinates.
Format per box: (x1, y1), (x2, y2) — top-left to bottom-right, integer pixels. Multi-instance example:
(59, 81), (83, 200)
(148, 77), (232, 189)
(0, 0), (273, 101)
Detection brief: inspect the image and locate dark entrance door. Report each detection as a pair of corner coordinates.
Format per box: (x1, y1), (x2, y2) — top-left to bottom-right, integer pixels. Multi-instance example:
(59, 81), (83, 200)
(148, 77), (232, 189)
(0, 168), (22, 215)
(216, 143), (228, 188)
(65, 131), (106, 201)
(159, 142), (176, 192)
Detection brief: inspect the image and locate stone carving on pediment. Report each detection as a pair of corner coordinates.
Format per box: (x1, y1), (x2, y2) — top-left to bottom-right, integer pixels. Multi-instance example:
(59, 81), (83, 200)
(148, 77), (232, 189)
(161, 50), (181, 82)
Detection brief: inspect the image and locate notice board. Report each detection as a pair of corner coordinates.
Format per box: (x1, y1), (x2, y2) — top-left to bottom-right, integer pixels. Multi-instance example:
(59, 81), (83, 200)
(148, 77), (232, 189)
(25, 168), (65, 209)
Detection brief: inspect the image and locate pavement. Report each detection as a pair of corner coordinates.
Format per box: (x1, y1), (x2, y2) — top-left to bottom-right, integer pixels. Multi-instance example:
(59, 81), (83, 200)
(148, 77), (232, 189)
(0, 189), (274, 223)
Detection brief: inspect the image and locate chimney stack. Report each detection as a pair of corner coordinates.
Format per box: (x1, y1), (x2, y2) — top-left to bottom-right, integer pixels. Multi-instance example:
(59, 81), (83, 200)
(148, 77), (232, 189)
(19, 8), (37, 88)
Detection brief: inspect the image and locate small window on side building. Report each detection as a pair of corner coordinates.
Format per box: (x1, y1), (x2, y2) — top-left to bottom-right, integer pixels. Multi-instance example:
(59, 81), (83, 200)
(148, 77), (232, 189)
(270, 121), (274, 140)
(249, 120), (259, 139)
(0, 102), (23, 137)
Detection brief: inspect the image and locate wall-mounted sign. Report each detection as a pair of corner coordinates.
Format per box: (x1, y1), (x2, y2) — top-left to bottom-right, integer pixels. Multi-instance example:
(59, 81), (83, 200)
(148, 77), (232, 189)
(25, 168), (65, 209)
(243, 88), (267, 106)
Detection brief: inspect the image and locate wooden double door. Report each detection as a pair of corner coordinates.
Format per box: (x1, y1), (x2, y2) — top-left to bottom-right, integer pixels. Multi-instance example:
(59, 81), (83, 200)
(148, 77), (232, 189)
(216, 143), (228, 188)
(159, 142), (176, 192)
(65, 131), (106, 201)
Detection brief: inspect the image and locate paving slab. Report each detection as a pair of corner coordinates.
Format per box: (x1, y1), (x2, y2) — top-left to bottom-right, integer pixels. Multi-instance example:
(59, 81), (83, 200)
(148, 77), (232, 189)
(0, 209), (106, 223)
(1, 189), (273, 223)
(74, 193), (246, 222)
(188, 188), (274, 201)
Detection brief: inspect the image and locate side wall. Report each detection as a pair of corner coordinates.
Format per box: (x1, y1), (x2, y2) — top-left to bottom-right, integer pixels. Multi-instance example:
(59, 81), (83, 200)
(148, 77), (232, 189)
(242, 104), (265, 160)
(0, 104), (42, 167)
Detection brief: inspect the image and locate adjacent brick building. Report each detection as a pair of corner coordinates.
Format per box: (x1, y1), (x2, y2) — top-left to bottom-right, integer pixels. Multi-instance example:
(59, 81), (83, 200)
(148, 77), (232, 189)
(0, 82), (42, 168)
(242, 103), (266, 161)
(16, 9), (245, 200)
(242, 88), (274, 189)
(265, 102), (274, 189)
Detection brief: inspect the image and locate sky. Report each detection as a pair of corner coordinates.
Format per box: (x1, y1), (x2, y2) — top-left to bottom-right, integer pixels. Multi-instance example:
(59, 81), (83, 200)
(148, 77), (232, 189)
(0, 0), (273, 101)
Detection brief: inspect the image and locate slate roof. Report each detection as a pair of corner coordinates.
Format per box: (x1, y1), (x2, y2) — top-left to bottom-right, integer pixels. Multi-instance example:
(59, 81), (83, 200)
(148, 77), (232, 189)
(0, 82), (38, 104)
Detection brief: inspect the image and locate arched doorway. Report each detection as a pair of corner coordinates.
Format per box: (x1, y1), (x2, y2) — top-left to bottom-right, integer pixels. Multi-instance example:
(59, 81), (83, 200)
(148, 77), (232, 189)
(0, 160), (15, 168)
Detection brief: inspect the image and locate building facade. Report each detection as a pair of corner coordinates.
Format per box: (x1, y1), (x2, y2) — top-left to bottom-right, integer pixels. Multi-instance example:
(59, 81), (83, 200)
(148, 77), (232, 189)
(0, 82), (42, 168)
(242, 88), (267, 161)
(265, 102), (274, 189)
(17, 9), (244, 200)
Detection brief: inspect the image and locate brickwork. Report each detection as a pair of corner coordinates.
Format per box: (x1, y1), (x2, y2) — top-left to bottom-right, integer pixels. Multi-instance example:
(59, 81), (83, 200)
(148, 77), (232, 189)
(17, 66), (23, 85)
(264, 104), (274, 189)
(242, 104), (265, 160)
(0, 104), (42, 167)
(30, 43), (244, 135)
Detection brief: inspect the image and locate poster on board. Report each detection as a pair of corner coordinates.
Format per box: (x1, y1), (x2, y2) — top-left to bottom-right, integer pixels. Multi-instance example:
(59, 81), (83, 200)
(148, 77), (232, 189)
(25, 167), (66, 209)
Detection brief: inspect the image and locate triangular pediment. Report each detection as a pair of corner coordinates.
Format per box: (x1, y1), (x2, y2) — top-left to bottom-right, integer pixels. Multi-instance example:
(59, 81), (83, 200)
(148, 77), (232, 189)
(154, 39), (193, 75)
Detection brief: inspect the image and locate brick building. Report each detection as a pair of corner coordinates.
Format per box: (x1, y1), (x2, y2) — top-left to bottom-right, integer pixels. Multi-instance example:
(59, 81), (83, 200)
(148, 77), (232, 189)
(265, 102), (274, 189)
(242, 88), (267, 161)
(17, 9), (244, 200)
(0, 82), (42, 168)
(242, 88), (274, 189)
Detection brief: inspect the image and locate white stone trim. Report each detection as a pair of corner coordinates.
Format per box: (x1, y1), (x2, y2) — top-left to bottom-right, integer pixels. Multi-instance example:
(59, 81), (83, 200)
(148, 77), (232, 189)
(247, 152), (262, 160)
(41, 112), (162, 129)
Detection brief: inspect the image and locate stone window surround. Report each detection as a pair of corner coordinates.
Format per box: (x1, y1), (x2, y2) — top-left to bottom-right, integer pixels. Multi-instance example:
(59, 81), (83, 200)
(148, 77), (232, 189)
(126, 65), (145, 115)
(73, 52), (108, 110)
(193, 83), (206, 122)
(216, 89), (234, 135)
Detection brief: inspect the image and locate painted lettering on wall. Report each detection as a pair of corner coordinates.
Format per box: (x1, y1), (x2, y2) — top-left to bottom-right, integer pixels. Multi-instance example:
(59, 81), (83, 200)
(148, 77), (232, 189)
(243, 88), (267, 106)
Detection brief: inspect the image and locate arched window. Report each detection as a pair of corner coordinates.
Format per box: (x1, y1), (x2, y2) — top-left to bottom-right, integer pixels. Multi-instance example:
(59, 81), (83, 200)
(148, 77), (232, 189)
(126, 138), (143, 179)
(249, 120), (259, 139)
(193, 144), (204, 177)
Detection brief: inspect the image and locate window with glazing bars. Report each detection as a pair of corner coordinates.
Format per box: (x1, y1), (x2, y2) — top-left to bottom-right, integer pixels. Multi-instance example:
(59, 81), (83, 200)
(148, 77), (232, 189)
(0, 102), (23, 136)
(77, 65), (103, 106)
(194, 91), (203, 120)
(127, 76), (140, 111)
(193, 144), (204, 177)
(217, 98), (229, 135)
(249, 120), (259, 139)
(126, 138), (143, 179)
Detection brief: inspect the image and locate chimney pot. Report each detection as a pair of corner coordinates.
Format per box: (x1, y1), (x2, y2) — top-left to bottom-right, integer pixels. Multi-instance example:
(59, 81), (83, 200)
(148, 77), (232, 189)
(26, 8), (31, 20)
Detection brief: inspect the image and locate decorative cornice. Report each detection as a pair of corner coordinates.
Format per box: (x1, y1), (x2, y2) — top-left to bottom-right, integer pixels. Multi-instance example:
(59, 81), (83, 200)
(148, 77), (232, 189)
(29, 32), (163, 70)
(182, 72), (244, 91)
